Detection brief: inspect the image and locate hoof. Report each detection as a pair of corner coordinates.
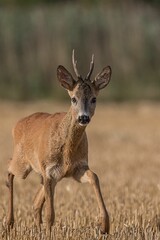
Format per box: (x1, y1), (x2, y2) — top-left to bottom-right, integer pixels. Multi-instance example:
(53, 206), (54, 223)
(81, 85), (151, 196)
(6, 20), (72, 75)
(7, 218), (14, 229)
(99, 216), (110, 234)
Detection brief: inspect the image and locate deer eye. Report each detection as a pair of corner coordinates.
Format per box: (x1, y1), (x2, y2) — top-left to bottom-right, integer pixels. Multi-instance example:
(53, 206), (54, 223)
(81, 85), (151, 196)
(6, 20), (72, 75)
(71, 97), (77, 104)
(91, 97), (96, 104)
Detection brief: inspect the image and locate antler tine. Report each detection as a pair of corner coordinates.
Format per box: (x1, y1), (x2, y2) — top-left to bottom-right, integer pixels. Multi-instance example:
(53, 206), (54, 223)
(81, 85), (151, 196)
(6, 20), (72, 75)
(86, 54), (94, 80)
(72, 49), (81, 79)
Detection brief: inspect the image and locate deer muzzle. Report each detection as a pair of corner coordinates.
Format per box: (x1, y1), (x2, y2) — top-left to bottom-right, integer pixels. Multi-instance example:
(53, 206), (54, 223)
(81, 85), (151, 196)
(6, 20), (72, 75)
(78, 115), (90, 125)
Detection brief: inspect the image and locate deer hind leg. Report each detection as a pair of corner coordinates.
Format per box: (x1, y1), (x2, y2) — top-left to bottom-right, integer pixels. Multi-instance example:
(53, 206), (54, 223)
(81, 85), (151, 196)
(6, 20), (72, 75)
(73, 168), (110, 234)
(8, 155), (32, 180)
(6, 157), (32, 228)
(6, 172), (14, 228)
(33, 184), (45, 226)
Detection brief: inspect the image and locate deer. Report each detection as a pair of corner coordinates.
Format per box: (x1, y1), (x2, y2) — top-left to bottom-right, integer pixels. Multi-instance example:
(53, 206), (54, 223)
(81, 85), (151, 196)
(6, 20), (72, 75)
(6, 50), (112, 234)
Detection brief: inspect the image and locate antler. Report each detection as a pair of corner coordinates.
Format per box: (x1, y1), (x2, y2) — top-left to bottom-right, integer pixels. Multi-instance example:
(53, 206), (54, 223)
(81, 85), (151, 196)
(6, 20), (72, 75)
(72, 49), (81, 79)
(86, 54), (94, 80)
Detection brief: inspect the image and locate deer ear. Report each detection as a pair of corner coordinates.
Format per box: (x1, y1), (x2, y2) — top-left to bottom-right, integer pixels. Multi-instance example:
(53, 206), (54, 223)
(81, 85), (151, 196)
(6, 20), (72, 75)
(57, 65), (76, 91)
(94, 66), (112, 90)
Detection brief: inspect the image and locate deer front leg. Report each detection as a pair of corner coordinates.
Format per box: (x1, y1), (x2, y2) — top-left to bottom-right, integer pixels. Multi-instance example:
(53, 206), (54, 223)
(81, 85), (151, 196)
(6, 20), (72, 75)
(43, 177), (56, 233)
(33, 185), (45, 226)
(6, 172), (14, 228)
(74, 168), (109, 234)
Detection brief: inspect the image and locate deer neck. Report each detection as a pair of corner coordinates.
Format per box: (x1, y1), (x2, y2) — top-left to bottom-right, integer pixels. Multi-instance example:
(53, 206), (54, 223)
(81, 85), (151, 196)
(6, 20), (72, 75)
(59, 107), (86, 156)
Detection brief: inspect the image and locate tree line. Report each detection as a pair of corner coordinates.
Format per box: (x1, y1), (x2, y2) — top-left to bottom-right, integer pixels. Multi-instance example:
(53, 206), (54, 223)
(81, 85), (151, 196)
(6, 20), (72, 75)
(0, 0), (159, 6)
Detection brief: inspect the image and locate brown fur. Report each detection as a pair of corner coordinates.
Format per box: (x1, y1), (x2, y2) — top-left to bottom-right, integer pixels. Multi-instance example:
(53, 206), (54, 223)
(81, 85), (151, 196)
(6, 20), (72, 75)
(6, 56), (112, 234)
(9, 110), (88, 180)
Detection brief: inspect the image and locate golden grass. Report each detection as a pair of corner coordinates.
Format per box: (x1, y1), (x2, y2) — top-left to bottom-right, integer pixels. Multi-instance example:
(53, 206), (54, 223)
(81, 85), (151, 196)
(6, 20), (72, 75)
(0, 101), (160, 239)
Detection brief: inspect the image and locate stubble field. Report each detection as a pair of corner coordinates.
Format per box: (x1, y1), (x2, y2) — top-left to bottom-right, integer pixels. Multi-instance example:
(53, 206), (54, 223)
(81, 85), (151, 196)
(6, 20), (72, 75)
(0, 101), (160, 240)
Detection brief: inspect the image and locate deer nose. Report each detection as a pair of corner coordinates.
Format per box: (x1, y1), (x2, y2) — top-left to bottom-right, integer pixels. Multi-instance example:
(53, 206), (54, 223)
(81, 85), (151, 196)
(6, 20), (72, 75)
(78, 115), (90, 125)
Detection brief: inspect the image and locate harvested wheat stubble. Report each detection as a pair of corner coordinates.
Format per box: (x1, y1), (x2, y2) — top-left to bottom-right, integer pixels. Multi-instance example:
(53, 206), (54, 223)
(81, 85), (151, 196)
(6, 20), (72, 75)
(0, 101), (160, 239)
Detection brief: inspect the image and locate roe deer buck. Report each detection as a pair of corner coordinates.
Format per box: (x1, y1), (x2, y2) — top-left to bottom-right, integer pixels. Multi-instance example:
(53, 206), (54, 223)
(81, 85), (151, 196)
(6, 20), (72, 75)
(6, 50), (112, 234)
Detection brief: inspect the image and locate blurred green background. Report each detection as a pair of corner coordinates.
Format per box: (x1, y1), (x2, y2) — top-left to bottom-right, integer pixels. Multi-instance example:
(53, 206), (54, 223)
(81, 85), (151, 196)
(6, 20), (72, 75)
(0, 0), (160, 101)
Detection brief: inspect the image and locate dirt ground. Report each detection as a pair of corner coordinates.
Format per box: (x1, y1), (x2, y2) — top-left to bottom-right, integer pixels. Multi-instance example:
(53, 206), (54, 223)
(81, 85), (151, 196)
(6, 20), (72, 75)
(0, 101), (160, 239)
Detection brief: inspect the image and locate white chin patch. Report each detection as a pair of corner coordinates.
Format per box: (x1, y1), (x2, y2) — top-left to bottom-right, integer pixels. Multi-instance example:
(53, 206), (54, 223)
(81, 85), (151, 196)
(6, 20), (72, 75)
(78, 122), (88, 127)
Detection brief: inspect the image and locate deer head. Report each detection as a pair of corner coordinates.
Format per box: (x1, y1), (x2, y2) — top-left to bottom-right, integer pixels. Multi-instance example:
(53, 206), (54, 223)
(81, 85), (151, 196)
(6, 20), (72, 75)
(57, 50), (112, 126)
